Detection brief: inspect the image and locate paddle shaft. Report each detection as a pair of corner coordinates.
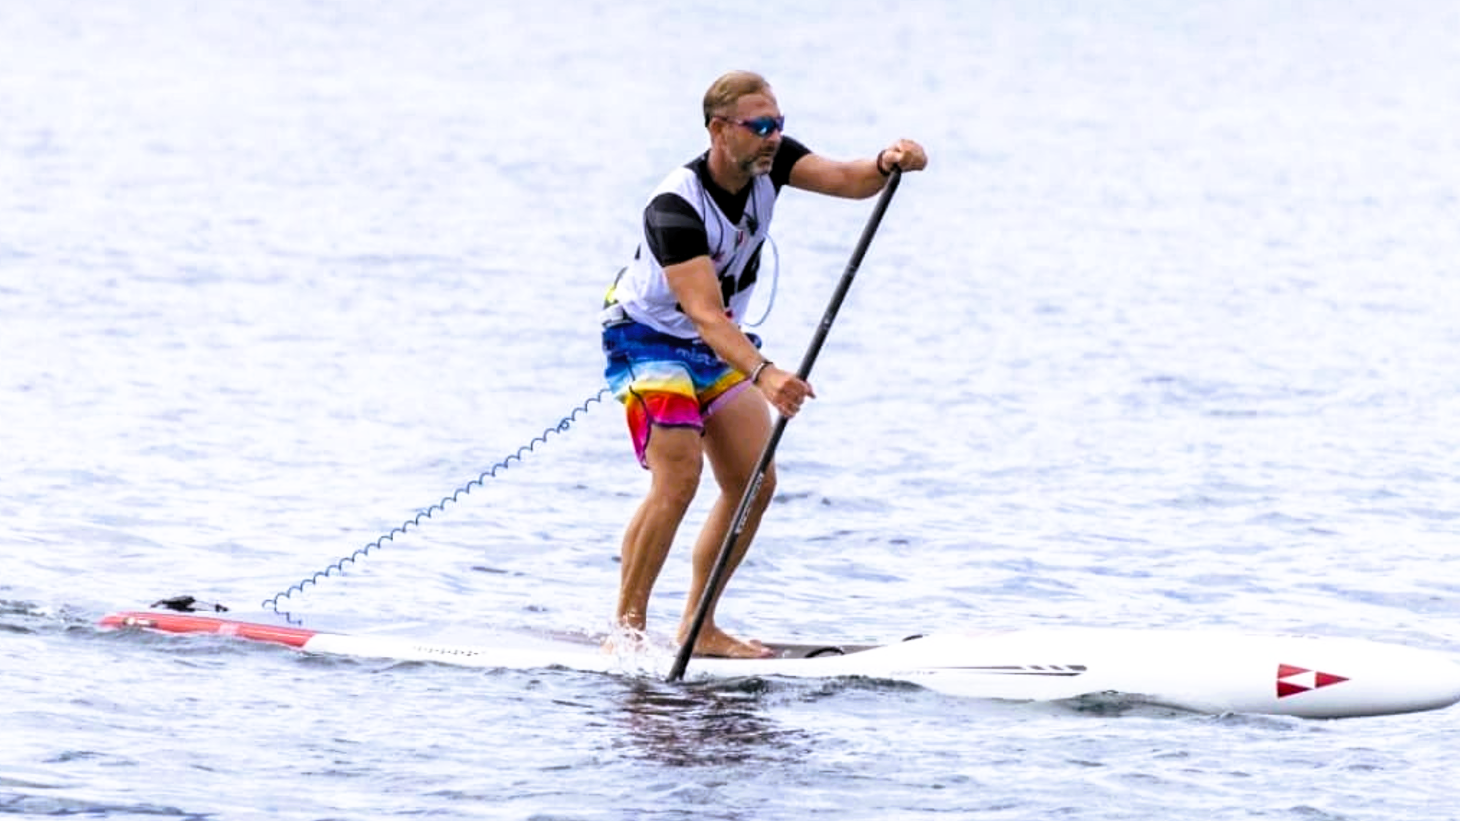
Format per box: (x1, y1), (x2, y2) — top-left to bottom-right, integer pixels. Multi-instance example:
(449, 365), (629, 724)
(668, 167), (904, 682)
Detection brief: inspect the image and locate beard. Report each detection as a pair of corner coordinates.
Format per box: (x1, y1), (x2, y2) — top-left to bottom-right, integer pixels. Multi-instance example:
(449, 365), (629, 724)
(736, 145), (778, 177)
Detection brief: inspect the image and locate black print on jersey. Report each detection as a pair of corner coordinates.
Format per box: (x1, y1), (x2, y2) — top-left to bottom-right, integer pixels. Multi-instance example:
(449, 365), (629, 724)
(675, 241), (764, 317)
(720, 241), (762, 306)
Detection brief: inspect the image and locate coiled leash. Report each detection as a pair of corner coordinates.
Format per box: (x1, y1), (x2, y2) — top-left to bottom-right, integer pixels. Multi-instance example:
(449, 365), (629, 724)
(261, 388), (611, 621)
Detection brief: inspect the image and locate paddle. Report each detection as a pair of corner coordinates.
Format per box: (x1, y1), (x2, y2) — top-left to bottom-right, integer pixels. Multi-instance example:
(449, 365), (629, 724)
(668, 166), (904, 682)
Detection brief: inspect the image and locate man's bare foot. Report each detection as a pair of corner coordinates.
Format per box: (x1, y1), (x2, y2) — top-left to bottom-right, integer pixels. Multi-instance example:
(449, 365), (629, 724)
(680, 625), (776, 659)
(602, 626), (652, 656)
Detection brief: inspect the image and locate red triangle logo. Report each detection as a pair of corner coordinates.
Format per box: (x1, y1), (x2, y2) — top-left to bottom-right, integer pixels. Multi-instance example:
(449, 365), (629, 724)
(1276, 680), (1310, 698)
(1275, 663), (1350, 698)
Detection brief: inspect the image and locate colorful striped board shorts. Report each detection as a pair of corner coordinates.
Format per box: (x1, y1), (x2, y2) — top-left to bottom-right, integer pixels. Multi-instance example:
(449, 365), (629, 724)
(602, 319), (759, 468)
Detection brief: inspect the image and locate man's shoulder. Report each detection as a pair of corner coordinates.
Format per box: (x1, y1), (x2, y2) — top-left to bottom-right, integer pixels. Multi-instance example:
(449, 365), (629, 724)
(779, 135), (812, 161)
(771, 136), (812, 190)
(643, 159), (713, 218)
(646, 189), (701, 225)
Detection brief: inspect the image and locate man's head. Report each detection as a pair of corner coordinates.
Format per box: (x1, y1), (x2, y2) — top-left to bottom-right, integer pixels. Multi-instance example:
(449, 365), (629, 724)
(703, 70), (784, 180)
(702, 71), (773, 125)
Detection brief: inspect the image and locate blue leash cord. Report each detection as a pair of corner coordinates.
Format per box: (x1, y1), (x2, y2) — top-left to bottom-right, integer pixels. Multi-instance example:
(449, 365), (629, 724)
(261, 388), (612, 619)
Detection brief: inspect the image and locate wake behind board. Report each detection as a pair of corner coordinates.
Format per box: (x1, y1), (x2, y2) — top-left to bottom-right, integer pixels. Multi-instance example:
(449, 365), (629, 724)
(98, 609), (1460, 719)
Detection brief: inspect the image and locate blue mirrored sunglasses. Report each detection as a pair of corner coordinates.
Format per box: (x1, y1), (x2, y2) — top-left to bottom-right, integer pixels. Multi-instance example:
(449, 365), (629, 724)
(722, 115), (785, 138)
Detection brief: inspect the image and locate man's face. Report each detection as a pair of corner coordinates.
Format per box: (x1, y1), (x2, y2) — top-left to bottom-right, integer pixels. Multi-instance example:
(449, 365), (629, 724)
(716, 91), (784, 177)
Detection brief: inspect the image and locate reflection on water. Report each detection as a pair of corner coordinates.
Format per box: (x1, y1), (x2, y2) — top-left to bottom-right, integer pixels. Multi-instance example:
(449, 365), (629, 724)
(607, 677), (811, 768)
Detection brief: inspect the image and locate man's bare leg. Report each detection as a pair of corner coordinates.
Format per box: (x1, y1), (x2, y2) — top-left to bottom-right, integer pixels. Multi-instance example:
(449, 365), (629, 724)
(678, 387), (777, 658)
(615, 426), (704, 643)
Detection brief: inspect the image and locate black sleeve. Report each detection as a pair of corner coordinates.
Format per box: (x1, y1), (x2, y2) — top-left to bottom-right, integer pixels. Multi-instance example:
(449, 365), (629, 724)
(643, 192), (710, 267)
(770, 135), (813, 192)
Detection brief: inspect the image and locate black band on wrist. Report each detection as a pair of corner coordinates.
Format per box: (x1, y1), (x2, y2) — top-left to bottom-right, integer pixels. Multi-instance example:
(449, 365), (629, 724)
(875, 149), (892, 177)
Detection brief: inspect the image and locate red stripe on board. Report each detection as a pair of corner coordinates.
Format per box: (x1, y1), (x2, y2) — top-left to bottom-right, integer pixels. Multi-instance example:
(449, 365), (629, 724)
(99, 611), (318, 648)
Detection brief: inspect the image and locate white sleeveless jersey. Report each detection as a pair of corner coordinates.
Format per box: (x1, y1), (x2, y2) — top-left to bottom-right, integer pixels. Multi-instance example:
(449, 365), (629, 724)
(611, 165), (778, 339)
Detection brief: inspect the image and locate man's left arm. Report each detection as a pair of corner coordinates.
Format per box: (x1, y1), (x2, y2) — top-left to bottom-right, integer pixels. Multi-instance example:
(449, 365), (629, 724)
(787, 138), (929, 199)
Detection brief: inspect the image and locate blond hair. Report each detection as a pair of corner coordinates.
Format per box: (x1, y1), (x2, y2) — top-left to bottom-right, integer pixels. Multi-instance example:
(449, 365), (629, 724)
(702, 70), (770, 125)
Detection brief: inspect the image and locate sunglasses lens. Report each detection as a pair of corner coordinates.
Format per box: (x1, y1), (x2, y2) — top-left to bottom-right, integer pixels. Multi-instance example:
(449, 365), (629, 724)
(750, 117), (784, 136)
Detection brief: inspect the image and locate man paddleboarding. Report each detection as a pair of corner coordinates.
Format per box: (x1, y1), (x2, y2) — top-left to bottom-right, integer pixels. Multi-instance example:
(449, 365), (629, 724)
(601, 70), (927, 657)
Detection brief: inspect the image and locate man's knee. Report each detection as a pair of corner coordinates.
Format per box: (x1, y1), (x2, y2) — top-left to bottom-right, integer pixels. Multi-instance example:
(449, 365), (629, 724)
(724, 465), (775, 508)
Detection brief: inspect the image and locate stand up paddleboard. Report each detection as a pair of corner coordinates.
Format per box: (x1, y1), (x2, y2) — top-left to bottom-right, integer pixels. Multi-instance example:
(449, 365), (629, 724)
(98, 606), (1460, 719)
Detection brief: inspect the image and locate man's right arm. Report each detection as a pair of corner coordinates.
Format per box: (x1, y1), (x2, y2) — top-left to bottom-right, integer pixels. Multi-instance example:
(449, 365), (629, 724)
(648, 193), (814, 417)
(663, 256), (813, 418)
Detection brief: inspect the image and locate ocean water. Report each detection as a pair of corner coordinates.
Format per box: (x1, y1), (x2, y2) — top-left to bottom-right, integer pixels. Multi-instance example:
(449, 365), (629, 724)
(4, 0), (1460, 818)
